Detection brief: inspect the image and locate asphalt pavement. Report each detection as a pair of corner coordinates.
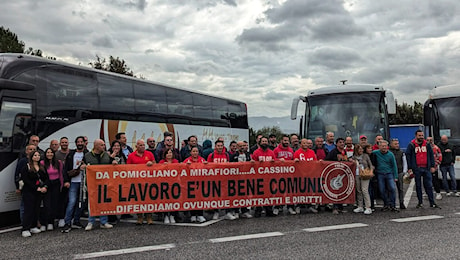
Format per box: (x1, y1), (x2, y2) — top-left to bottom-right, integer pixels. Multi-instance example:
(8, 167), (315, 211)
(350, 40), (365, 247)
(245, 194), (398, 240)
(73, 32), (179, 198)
(2, 180), (460, 260)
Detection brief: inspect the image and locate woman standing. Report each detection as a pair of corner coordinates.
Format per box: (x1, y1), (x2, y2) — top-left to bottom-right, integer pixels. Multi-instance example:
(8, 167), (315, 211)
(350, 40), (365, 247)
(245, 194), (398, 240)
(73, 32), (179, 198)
(109, 140), (128, 164)
(21, 151), (49, 237)
(184, 146), (207, 223)
(364, 144), (377, 211)
(41, 148), (63, 231)
(352, 144), (373, 215)
(159, 148), (179, 223)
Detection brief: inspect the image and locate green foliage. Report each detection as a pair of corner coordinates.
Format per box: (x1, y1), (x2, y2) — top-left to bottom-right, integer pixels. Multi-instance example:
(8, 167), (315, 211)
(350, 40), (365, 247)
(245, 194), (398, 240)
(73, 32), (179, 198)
(389, 101), (423, 124)
(249, 126), (285, 146)
(24, 47), (42, 57)
(89, 55), (134, 77)
(0, 26), (25, 53)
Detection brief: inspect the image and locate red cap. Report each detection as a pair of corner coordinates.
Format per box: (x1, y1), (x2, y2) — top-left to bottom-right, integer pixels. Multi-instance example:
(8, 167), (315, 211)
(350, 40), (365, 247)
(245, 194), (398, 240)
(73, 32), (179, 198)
(359, 135), (367, 139)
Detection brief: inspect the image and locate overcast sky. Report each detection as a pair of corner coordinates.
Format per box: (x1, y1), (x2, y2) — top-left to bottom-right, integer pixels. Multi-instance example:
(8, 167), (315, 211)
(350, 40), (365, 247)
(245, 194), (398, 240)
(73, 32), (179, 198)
(2, 0), (459, 117)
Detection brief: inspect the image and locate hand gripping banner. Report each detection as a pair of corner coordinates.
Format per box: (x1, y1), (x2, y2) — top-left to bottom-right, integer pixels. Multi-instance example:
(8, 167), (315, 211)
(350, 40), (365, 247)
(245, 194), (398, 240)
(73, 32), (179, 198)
(86, 161), (356, 215)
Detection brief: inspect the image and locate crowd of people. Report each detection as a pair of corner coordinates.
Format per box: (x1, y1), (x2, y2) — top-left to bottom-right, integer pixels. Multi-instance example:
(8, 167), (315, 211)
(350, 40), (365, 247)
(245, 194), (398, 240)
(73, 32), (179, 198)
(15, 130), (457, 237)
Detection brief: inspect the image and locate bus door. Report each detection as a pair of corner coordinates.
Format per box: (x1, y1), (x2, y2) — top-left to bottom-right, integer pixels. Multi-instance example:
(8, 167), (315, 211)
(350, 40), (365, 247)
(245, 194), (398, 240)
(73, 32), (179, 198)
(0, 99), (33, 153)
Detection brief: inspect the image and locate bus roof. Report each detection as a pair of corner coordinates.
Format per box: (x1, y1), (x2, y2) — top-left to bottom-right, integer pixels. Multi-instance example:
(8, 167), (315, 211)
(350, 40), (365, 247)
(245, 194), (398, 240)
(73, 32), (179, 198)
(307, 84), (385, 97)
(0, 53), (244, 105)
(428, 84), (460, 100)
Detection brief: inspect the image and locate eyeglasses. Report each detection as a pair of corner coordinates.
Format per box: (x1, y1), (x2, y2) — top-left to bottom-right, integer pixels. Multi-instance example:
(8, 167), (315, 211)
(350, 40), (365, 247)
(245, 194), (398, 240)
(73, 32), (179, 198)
(390, 138), (399, 141)
(165, 139), (173, 141)
(148, 140), (155, 143)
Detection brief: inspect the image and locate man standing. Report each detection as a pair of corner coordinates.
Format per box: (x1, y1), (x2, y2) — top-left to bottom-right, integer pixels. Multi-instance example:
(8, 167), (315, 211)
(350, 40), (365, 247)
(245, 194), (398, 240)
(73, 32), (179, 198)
(268, 134), (278, 150)
(345, 137), (354, 158)
(180, 135), (203, 161)
(252, 137), (276, 217)
(293, 139), (318, 214)
(359, 135), (368, 147)
(324, 132), (336, 152)
(406, 130), (438, 208)
(326, 137), (349, 214)
(227, 141), (238, 158)
(49, 139), (60, 153)
(20, 135), (45, 159)
(127, 139), (156, 225)
(373, 140), (399, 212)
(155, 132), (180, 162)
(313, 136), (328, 160)
(55, 137), (70, 162)
(61, 136), (88, 233)
(372, 134), (383, 150)
(438, 135), (459, 197)
(427, 137), (443, 200)
(273, 135), (294, 215)
(389, 138), (408, 209)
(116, 132), (133, 158)
(290, 134), (300, 152)
(250, 134), (263, 154)
(146, 137), (157, 158)
(229, 141), (253, 219)
(83, 139), (117, 231)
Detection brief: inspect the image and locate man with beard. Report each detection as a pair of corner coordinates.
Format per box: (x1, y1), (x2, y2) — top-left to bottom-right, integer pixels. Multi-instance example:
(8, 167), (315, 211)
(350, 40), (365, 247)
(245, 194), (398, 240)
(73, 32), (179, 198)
(61, 136), (88, 233)
(406, 130), (439, 209)
(268, 134), (278, 150)
(252, 137), (276, 217)
(290, 134), (300, 152)
(273, 135), (294, 215)
(389, 138), (408, 209)
(294, 139), (319, 214)
(313, 136), (328, 160)
(324, 132), (336, 152)
(55, 137), (69, 162)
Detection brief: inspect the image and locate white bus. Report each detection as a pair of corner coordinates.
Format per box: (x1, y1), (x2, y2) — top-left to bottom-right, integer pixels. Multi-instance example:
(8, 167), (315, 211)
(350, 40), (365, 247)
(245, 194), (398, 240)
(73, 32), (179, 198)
(291, 83), (396, 142)
(0, 53), (249, 226)
(424, 84), (460, 179)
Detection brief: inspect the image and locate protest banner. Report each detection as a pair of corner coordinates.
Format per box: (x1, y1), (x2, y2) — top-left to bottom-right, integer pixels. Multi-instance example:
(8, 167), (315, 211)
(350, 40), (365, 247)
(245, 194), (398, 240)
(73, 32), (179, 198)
(86, 161), (356, 216)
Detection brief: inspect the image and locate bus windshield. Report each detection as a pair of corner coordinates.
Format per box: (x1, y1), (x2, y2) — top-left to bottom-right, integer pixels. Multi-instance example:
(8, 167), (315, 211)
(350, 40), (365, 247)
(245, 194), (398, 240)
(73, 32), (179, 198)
(306, 92), (386, 142)
(433, 97), (460, 143)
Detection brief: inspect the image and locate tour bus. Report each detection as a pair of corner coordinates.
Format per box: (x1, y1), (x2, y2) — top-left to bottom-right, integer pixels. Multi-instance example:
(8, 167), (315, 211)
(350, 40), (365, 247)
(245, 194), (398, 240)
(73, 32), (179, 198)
(424, 84), (460, 179)
(290, 83), (396, 143)
(0, 53), (249, 226)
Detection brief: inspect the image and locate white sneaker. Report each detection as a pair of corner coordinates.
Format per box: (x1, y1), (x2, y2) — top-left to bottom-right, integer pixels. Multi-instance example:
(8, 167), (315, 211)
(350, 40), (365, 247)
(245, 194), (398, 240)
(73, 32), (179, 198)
(190, 216), (197, 223)
(447, 192), (453, 196)
(169, 216), (176, 224)
(455, 192), (460, 197)
(85, 223), (93, 231)
(30, 227), (41, 234)
(364, 208), (372, 215)
(212, 212), (220, 220)
(436, 193), (443, 200)
(100, 223), (113, 229)
(47, 224), (54, 231)
(241, 212), (253, 219)
(164, 216), (170, 224)
(353, 207), (364, 213)
(58, 219), (65, 228)
(234, 213), (239, 219)
(288, 207), (297, 215)
(40, 225), (46, 232)
(272, 208), (279, 216)
(197, 216), (206, 223)
(22, 230), (32, 237)
(295, 206), (301, 214)
(224, 212), (236, 220)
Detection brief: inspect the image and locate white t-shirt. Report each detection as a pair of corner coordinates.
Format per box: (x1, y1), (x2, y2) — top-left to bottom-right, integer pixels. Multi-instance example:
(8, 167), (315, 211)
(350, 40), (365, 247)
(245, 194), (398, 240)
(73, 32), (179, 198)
(71, 152), (84, 183)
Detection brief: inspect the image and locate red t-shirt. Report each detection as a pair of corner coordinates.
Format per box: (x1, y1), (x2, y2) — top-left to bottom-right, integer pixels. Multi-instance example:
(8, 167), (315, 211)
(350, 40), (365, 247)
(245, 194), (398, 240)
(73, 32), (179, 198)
(127, 151), (155, 164)
(251, 148), (276, 161)
(273, 144), (294, 160)
(159, 159), (179, 164)
(184, 156), (206, 163)
(294, 148), (317, 161)
(207, 152), (229, 163)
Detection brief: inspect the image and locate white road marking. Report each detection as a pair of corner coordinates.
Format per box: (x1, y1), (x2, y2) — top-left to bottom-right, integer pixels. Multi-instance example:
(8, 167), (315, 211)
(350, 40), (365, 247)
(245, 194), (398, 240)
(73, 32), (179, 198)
(403, 178), (415, 207)
(73, 243), (175, 259)
(0, 226), (21, 234)
(390, 215), (444, 223)
(303, 223), (368, 232)
(209, 232), (284, 243)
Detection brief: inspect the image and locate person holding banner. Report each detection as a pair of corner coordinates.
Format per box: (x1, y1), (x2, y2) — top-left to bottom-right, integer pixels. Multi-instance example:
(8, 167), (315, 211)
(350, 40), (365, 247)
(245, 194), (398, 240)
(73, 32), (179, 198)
(294, 138), (319, 214)
(326, 137), (350, 214)
(274, 135), (295, 215)
(229, 141), (254, 219)
(127, 139), (156, 225)
(252, 137), (276, 218)
(184, 146), (208, 223)
(159, 148), (180, 223)
(84, 139), (117, 231)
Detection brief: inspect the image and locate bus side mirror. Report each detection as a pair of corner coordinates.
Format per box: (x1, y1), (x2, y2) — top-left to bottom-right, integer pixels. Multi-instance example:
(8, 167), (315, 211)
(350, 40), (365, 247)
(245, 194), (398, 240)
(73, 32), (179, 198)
(385, 90), (396, 114)
(291, 96), (306, 120)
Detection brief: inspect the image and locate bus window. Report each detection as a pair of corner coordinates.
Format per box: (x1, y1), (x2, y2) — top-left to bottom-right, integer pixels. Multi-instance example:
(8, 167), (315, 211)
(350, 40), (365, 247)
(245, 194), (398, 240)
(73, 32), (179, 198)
(0, 101), (32, 152)
(98, 75), (134, 113)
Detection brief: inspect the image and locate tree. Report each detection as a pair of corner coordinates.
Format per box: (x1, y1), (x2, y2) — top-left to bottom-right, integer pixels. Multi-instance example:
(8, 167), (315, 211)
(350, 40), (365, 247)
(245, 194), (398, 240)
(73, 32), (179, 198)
(24, 47), (42, 57)
(89, 55), (134, 77)
(0, 26), (25, 53)
(389, 101), (423, 124)
(249, 126), (285, 146)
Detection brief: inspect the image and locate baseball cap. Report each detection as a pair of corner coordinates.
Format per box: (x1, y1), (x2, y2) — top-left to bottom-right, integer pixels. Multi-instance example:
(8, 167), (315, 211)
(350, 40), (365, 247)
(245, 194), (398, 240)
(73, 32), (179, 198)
(359, 135), (367, 139)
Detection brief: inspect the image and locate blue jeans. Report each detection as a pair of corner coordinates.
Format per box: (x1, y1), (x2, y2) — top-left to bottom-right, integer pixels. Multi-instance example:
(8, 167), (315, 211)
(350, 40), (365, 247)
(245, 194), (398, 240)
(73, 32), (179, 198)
(64, 182), (82, 225)
(440, 165), (457, 192)
(88, 215), (108, 225)
(377, 172), (396, 207)
(414, 167), (434, 205)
